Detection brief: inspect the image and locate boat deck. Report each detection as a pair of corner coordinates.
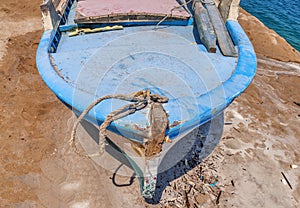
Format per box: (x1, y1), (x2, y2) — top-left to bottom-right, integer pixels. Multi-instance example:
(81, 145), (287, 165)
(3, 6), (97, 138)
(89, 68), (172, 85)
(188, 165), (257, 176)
(36, 0), (256, 142)
(50, 24), (237, 140)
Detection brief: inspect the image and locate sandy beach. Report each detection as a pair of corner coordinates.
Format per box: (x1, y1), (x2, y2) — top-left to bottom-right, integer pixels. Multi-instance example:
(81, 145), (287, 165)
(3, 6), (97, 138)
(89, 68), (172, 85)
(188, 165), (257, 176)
(0, 0), (299, 207)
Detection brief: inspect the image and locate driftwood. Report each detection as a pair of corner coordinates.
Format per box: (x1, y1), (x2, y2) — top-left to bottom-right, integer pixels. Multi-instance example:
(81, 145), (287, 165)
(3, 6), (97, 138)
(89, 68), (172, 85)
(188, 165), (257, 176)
(40, 0), (60, 29)
(193, 1), (217, 53)
(206, 2), (237, 56)
(218, 0), (241, 22)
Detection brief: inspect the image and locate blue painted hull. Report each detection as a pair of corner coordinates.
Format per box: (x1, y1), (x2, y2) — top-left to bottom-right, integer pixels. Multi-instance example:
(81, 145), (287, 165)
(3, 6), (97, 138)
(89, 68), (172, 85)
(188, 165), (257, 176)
(36, 2), (256, 143)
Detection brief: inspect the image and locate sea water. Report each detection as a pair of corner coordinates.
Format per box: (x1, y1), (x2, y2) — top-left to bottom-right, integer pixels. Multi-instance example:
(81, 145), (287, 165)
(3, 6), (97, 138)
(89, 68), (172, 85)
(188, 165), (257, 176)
(240, 0), (300, 52)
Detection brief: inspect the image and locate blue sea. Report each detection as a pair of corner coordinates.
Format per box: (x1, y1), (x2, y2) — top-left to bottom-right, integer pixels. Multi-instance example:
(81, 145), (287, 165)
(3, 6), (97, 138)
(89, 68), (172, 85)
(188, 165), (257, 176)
(240, 0), (300, 52)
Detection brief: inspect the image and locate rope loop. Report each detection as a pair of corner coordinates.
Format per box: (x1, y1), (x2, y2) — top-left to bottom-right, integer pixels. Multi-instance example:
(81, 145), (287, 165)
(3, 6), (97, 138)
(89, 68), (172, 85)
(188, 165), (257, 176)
(70, 90), (168, 158)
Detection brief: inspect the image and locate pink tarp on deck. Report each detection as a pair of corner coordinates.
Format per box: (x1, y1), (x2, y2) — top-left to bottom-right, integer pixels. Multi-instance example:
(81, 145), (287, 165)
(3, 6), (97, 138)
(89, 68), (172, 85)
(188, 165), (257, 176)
(76, 0), (190, 20)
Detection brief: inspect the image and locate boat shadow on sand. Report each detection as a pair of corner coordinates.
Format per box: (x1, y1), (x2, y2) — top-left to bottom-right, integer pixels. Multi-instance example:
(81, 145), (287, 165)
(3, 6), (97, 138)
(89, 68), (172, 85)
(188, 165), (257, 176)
(76, 113), (224, 204)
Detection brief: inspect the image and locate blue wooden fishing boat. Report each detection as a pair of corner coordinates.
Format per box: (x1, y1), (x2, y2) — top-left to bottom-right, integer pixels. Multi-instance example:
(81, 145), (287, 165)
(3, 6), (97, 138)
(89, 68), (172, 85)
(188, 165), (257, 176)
(37, 0), (256, 198)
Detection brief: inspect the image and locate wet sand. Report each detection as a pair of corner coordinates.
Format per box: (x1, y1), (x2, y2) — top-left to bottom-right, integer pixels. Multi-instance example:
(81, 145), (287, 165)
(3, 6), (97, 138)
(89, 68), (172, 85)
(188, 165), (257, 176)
(0, 1), (300, 207)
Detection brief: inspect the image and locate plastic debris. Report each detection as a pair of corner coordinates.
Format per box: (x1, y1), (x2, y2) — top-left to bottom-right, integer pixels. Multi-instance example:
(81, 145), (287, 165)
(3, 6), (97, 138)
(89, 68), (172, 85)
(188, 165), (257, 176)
(142, 177), (157, 198)
(165, 136), (172, 143)
(209, 182), (219, 187)
(291, 164), (298, 169)
(159, 152), (224, 206)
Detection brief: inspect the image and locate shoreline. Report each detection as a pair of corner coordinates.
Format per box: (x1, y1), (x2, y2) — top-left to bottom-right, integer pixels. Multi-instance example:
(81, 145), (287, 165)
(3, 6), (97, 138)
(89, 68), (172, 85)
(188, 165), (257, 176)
(239, 8), (300, 63)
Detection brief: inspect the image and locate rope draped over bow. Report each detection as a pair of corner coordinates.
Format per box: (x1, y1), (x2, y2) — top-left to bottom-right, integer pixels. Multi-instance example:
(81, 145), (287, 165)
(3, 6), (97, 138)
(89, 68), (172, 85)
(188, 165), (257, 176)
(70, 90), (169, 157)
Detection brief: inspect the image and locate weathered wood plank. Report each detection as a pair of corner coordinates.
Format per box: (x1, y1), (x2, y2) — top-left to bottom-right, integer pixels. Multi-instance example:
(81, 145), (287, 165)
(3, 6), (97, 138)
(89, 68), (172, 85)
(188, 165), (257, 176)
(193, 2), (217, 53)
(40, 0), (61, 30)
(206, 2), (237, 56)
(218, 0), (240, 22)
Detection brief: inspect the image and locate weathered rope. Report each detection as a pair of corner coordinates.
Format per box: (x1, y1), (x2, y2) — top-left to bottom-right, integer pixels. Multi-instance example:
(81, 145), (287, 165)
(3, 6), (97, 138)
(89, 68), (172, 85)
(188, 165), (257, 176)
(70, 90), (168, 158)
(155, 0), (193, 28)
